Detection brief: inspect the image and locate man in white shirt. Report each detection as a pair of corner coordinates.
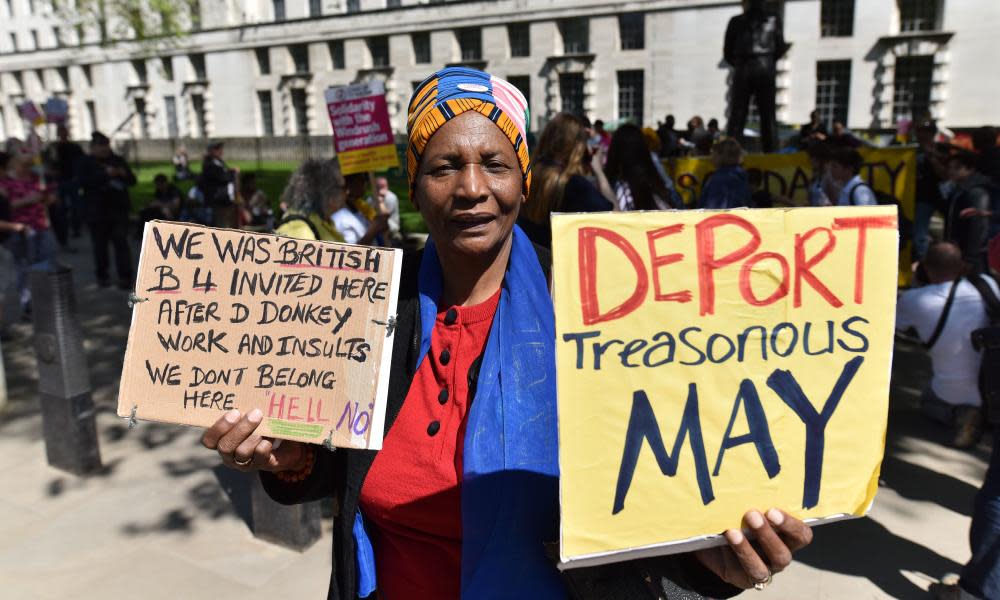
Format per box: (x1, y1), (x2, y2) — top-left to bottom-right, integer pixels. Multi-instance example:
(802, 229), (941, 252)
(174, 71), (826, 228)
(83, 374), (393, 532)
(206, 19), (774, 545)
(374, 177), (401, 246)
(896, 241), (998, 448)
(828, 147), (877, 206)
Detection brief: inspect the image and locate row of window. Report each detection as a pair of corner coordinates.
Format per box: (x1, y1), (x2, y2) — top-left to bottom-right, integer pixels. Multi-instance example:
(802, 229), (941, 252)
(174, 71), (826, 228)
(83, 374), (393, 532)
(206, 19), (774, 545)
(815, 56), (933, 126)
(821, 0), (941, 37)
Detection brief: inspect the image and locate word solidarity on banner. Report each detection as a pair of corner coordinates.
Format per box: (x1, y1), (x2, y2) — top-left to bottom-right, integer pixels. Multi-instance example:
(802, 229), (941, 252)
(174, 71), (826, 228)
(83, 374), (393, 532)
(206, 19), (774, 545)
(325, 80), (399, 175)
(668, 148), (916, 285)
(118, 221), (403, 449)
(552, 207), (898, 568)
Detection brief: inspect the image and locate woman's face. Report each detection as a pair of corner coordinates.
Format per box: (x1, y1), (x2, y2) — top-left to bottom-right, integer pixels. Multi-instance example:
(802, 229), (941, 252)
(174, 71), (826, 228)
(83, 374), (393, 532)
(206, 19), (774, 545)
(414, 111), (524, 260)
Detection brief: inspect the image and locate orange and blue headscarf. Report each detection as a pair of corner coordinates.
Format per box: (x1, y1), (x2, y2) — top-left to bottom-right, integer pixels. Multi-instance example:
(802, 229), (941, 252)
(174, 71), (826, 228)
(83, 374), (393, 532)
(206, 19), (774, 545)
(407, 67), (531, 195)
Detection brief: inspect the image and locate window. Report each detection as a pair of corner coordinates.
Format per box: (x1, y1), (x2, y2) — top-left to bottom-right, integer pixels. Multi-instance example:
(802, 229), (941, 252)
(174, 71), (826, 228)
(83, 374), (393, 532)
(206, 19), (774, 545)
(329, 40), (345, 69)
(507, 75), (531, 112)
(559, 18), (589, 54)
(820, 0), (855, 37)
(190, 0), (201, 31)
(191, 93), (207, 137)
(135, 98), (149, 138)
(57, 67), (69, 88)
(291, 88), (309, 135)
(81, 64), (93, 86)
(255, 48), (271, 75)
(387, 0), (401, 7)
(559, 72), (585, 116)
(346, 0), (359, 13)
(75, 24), (84, 45)
(258, 90), (274, 136)
(815, 60), (851, 127)
(165, 95), (179, 138)
(508, 23), (529, 58)
(457, 28), (481, 62)
(53, 27), (62, 48)
(133, 59), (148, 85)
(27, 0), (34, 14)
(162, 56), (174, 81)
(619, 13), (644, 50)
(290, 44), (309, 73)
(617, 70), (644, 125)
(309, 0), (322, 17)
(273, 0), (286, 21)
(368, 36), (389, 67)
(412, 32), (430, 64)
(86, 100), (98, 133)
(190, 53), (206, 80)
(9, 32), (17, 52)
(899, 0), (939, 32)
(893, 55), (934, 122)
(30, 30), (39, 50)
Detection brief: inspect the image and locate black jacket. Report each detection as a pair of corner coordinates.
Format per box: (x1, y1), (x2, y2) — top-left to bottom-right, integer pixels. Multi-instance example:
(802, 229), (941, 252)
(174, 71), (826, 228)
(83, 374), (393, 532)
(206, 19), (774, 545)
(261, 249), (742, 600)
(199, 156), (234, 207)
(945, 173), (995, 272)
(76, 153), (136, 221)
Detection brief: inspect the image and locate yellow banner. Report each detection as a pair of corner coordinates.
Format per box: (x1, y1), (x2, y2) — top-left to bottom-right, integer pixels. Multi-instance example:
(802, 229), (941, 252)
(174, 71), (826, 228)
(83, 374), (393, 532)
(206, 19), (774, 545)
(553, 207), (898, 568)
(668, 148), (916, 285)
(338, 143), (399, 176)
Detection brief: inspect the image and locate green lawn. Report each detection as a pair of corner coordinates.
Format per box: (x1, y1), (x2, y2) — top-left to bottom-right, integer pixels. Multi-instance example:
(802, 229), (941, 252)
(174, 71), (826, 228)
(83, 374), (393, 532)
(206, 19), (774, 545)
(132, 160), (426, 234)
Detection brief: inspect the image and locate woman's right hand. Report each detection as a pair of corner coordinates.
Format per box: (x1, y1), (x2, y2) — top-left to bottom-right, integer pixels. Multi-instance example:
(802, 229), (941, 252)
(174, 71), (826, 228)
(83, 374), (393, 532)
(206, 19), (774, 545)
(201, 409), (310, 473)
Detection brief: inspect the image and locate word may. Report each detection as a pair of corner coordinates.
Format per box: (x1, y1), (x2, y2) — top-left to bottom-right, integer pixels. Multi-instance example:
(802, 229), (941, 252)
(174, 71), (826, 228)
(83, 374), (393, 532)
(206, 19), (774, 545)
(578, 213), (896, 324)
(613, 356), (864, 514)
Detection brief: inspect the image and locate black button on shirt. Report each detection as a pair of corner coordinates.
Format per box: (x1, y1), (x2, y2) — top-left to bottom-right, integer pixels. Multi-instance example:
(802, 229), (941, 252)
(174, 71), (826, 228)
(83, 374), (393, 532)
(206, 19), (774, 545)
(427, 421), (441, 436)
(439, 349), (451, 365)
(438, 388), (449, 405)
(444, 307), (458, 325)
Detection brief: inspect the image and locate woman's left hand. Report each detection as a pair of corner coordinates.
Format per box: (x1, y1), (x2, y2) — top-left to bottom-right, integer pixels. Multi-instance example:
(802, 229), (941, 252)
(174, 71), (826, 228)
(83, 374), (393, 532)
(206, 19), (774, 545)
(694, 508), (812, 590)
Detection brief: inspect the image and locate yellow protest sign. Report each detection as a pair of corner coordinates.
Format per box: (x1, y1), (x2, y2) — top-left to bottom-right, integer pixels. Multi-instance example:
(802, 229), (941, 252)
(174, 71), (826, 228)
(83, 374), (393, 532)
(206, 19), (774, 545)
(552, 207), (898, 568)
(668, 148), (916, 285)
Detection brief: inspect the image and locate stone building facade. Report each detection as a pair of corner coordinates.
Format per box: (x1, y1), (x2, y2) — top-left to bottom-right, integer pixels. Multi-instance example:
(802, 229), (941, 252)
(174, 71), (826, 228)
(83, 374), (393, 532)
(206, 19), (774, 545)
(0, 0), (996, 142)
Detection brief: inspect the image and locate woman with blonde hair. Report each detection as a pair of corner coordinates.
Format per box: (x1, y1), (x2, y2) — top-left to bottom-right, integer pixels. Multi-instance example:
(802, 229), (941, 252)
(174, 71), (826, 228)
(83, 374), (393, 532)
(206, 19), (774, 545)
(517, 112), (613, 247)
(698, 137), (752, 209)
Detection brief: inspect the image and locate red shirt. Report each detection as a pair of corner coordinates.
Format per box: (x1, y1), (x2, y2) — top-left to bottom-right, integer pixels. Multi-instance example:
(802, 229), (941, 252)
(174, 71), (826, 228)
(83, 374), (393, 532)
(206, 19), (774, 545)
(359, 289), (501, 600)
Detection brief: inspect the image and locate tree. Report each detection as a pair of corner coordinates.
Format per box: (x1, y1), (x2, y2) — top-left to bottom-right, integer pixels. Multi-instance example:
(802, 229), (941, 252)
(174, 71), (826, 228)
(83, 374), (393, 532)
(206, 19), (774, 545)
(52, 0), (198, 50)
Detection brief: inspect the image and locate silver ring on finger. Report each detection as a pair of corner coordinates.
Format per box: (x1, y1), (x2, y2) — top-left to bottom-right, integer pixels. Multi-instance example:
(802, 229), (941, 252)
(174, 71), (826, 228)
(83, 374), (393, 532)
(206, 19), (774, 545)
(753, 569), (773, 591)
(233, 455), (252, 467)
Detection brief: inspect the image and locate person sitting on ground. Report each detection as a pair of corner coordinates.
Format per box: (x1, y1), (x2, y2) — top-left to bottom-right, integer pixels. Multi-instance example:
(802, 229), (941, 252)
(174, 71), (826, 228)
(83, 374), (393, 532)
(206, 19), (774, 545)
(707, 118), (721, 141)
(141, 174), (181, 223)
(274, 159), (347, 242)
(896, 241), (999, 448)
(799, 110), (828, 147)
(607, 123), (678, 211)
(517, 112), (614, 248)
(698, 138), (752, 209)
(238, 172), (272, 229)
(944, 151), (995, 273)
(828, 121), (862, 148)
(331, 173), (388, 246)
(827, 147), (877, 206)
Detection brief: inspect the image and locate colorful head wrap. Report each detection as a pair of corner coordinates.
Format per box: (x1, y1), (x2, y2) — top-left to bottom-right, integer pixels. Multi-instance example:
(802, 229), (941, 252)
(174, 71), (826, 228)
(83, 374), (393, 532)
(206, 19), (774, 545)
(406, 67), (531, 195)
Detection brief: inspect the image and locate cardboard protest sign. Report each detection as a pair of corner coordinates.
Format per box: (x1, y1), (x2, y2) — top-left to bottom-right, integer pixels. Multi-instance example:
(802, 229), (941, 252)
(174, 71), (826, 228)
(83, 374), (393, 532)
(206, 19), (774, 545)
(667, 148), (916, 285)
(552, 207), (898, 568)
(325, 81), (399, 175)
(118, 221), (403, 449)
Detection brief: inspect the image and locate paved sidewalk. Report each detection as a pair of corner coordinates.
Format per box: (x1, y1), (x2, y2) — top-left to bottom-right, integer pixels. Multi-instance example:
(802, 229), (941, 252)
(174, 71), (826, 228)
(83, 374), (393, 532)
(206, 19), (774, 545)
(0, 233), (988, 599)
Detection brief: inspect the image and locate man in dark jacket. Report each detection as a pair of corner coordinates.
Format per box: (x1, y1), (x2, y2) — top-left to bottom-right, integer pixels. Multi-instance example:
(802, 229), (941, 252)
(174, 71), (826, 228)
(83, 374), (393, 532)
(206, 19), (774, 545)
(46, 124), (85, 245)
(199, 140), (238, 228)
(944, 151), (995, 274)
(723, 0), (789, 153)
(77, 131), (135, 288)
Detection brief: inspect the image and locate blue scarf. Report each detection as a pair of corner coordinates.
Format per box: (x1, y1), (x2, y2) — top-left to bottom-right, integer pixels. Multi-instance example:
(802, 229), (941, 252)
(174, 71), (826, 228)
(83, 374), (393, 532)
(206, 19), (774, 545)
(354, 225), (563, 598)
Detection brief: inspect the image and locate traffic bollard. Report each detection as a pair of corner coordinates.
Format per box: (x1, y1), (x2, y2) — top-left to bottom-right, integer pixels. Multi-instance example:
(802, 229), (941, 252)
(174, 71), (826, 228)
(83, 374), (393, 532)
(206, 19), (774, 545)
(30, 263), (102, 475)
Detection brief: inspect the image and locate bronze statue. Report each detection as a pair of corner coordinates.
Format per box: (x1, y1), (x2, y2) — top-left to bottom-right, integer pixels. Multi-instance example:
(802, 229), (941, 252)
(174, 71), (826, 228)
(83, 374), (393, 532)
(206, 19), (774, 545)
(723, 0), (790, 153)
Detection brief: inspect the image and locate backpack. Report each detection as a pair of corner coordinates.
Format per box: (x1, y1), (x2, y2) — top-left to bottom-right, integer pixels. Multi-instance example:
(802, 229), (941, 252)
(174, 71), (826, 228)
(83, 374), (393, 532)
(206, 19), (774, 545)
(968, 274), (1000, 424)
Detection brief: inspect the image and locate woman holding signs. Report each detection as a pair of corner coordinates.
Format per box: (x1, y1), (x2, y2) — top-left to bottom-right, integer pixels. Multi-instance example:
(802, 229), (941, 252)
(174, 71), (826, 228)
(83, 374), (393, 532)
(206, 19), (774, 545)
(201, 67), (813, 599)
